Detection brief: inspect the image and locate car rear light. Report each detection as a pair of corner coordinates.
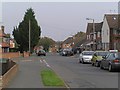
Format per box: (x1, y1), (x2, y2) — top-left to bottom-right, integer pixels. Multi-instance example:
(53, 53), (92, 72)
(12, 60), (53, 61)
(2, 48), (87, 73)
(113, 60), (119, 63)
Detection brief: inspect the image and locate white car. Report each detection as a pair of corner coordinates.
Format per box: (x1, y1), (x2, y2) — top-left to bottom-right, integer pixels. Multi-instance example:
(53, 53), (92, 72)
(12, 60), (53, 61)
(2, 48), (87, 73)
(79, 51), (94, 64)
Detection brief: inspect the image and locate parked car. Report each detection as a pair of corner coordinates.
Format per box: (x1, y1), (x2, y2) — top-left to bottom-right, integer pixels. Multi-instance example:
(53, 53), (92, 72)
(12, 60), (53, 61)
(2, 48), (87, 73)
(100, 52), (120, 72)
(91, 51), (109, 67)
(59, 49), (64, 55)
(37, 50), (46, 56)
(62, 49), (74, 56)
(59, 49), (73, 56)
(79, 51), (94, 64)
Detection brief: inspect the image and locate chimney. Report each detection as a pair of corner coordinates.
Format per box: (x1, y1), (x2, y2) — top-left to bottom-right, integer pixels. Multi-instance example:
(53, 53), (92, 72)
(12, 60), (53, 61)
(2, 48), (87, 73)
(1, 26), (4, 33)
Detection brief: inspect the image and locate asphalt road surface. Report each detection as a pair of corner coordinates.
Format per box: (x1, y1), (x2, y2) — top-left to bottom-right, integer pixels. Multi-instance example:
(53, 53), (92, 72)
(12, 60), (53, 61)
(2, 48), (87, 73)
(41, 53), (119, 88)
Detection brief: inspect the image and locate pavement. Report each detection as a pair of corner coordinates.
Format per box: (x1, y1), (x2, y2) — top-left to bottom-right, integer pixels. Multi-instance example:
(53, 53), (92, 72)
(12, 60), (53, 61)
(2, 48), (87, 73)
(6, 56), (45, 88)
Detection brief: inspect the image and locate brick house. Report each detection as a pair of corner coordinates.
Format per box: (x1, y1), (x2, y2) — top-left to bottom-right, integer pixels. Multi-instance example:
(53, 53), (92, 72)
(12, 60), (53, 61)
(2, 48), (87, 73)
(102, 14), (120, 50)
(0, 26), (10, 53)
(61, 37), (74, 49)
(85, 22), (103, 50)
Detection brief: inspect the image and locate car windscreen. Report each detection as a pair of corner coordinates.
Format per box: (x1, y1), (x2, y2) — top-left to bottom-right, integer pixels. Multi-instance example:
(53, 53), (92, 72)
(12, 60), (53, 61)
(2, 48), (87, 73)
(83, 52), (94, 55)
(96, 52), (109, 56)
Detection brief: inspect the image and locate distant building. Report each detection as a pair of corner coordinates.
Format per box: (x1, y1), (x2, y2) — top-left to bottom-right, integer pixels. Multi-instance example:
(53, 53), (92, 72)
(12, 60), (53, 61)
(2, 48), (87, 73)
(0, 26), (16, 53)
(49, 45), (58, 53)
(0, 26), (10, 53)
(61, 37), (73, 49)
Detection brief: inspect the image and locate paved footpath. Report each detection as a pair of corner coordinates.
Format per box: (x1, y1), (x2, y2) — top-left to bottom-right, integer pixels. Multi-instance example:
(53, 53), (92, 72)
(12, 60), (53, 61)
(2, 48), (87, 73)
(6, 56), (44, 88)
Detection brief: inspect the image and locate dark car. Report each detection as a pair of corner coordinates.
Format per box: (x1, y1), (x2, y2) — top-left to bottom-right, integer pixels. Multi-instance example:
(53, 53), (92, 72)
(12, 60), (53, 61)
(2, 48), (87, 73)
(100, 52), (120, 72)
(37, 50), (46, 56)
(91, 51), (109, 67)
(60, 49), (74, 56)
(59, 49), (64, 55)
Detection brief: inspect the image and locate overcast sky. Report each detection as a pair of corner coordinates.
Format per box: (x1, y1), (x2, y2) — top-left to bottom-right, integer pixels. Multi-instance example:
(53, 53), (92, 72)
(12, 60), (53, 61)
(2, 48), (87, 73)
(1, 2), (118, 41)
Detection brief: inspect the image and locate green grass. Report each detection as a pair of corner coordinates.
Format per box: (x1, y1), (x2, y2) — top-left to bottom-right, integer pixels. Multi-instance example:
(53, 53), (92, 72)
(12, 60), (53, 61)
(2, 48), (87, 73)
(41, 69), (65, 86)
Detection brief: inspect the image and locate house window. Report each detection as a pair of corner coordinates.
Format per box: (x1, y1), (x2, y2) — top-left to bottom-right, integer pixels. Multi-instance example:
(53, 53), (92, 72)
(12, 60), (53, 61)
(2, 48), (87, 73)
(114, 42), (117, 49)
(113, 30), (117, 35)
(88, 35), (89, 40)
(94, 33), (96, 39)
(98, 32), (100, 37)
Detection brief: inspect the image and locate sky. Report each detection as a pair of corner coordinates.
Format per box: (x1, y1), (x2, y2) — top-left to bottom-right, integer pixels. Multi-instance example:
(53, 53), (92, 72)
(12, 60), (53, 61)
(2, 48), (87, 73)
(0, 1), (119, 41)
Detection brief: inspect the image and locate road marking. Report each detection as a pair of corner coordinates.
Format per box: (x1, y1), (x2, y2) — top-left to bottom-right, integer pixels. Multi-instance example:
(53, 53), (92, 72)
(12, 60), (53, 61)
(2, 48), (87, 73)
(40, 60), (43, 63)
(43, 59), (51, 68)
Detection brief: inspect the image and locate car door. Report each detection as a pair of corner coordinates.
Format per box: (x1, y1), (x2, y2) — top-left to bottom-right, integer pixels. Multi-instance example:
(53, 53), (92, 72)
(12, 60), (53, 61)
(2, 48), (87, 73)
(104, 53), (115, 69)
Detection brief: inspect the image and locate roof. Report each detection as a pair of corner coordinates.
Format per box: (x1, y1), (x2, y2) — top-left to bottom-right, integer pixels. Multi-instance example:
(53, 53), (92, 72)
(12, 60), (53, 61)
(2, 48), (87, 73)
(1, 42), (10, 47)
(105, 14), (118, 29)
(86, 22), (103, 35)
(72, 36), (86, 48)
(62, 37), (73, 44)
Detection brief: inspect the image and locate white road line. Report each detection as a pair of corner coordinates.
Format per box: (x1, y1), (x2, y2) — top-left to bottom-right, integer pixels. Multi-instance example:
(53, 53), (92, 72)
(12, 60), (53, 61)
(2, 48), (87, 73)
(43, 59), (51, 67)
(40, 60), (43, 63)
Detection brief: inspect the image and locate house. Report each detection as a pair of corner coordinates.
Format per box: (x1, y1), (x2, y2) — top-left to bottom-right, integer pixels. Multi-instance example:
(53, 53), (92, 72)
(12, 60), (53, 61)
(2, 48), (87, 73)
(94, 22), (103, 50)
(49, 44), (59, 53)
(85, 22), (103, 51)
(0, 26), (10, 53)
(101, 14), (120, 50)
(61, 37), (74, 49)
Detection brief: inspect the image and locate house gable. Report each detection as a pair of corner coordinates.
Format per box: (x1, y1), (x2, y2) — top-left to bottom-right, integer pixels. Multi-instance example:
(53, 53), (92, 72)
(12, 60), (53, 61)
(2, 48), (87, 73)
(102, 15), (110, 43)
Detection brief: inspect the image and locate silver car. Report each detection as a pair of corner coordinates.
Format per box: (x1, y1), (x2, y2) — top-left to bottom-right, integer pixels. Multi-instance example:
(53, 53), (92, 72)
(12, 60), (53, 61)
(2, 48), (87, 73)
(79, 51), (94, 64)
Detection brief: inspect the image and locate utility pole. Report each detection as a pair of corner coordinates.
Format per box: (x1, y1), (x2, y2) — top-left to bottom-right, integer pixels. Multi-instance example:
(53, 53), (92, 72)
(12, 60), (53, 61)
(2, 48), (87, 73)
(29, 19), (31, 53)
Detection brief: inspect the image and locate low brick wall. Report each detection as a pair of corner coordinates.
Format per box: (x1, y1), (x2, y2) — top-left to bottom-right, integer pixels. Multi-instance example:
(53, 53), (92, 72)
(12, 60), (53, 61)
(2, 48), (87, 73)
(2, 52), (20, 58)
(23, 51), (30, 57)
(1, 64), (19, 88)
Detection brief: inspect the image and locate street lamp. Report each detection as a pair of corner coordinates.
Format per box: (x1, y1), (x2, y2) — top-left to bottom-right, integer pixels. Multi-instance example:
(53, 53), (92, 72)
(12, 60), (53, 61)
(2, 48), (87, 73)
(86, 18), (95, 51)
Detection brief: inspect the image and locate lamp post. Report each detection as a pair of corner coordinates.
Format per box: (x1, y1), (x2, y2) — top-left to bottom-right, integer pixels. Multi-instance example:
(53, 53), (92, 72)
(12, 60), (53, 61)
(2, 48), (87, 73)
(86, 18), (95, 51)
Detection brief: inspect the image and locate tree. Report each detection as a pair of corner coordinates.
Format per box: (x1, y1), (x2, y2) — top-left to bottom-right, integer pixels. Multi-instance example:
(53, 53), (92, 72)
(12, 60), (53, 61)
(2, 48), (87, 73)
(38, 37), (55, 51)
(13, 8), (41, 53)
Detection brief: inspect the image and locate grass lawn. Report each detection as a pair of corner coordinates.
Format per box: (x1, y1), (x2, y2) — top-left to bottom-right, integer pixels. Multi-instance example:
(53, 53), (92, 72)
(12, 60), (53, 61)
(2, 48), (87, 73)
(41, 69), (65, 86)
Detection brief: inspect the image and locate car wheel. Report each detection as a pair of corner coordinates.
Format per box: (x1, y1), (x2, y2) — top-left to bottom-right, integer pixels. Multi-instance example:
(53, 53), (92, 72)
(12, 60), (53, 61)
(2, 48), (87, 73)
(81, 59), (84, 64)
(100, 63), (103, 69)
(91, 62), (94, 66)
(108, 64), (113, 72)
(78, 59), (81, 63)
(95, 61), (99, 67)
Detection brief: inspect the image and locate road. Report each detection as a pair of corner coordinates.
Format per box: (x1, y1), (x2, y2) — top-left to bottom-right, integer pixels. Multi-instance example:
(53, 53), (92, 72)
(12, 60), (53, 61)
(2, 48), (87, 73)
(42, 53), (118, 88)
(8, 53), (119, 89)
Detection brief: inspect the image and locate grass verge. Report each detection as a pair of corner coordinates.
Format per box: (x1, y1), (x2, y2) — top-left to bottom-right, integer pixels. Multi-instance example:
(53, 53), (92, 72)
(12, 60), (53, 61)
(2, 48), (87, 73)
(41, 69), (65, 86)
